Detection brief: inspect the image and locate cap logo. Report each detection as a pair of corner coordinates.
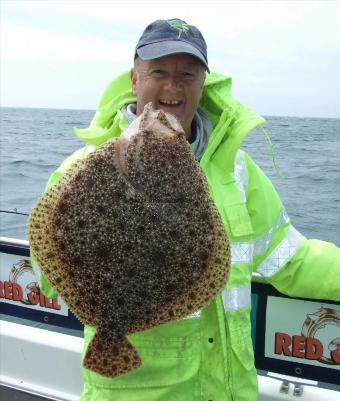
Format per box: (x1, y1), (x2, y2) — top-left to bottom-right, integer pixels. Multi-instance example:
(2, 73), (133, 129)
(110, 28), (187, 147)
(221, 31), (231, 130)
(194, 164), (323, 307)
(166, 18), (189, 39)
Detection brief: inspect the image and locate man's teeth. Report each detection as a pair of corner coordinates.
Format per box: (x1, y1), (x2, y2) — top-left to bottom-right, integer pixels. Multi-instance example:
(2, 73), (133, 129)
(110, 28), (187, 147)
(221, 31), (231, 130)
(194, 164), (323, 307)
(159, 100), (181, 105)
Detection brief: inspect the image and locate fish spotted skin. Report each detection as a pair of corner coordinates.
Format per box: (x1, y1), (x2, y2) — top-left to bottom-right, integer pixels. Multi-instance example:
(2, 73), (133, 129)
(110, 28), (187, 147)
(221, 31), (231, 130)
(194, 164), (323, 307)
(28, 103), (230, 377)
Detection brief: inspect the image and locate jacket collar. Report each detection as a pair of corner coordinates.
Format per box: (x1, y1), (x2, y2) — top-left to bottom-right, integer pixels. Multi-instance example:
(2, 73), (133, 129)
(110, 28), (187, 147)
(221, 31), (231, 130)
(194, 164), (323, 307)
(74, 71), (265, 171)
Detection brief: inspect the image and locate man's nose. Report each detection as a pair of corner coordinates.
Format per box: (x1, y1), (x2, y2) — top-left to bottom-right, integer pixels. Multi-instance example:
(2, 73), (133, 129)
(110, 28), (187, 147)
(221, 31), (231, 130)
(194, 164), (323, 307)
(163, 74), (183, 91)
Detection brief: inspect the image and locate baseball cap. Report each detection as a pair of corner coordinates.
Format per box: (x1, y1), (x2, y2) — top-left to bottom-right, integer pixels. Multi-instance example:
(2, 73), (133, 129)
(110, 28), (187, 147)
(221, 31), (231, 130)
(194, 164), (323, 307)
(135, 18), (209, 72)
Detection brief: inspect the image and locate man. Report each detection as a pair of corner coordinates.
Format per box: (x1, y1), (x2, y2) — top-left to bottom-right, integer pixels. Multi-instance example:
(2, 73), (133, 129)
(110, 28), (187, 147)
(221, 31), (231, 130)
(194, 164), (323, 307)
(36, 19), (340, 401)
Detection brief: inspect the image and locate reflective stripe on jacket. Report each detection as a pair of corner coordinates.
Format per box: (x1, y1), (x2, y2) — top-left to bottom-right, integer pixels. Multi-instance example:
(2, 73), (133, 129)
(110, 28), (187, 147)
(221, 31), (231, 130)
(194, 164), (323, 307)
(33, 71), (340, 401)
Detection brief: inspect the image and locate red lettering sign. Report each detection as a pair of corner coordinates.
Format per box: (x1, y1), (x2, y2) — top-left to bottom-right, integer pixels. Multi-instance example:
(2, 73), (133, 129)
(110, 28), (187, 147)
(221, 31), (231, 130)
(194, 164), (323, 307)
(306, 337), (323, 360)
(275, 332), (339, 365)
(275, 332), (292, 356)
(1, 280), (62, 312)
(4, 281), (13, 299)
(292, 335), (306, 358)
(52, 298), (61, 310)
(44, 297), (53, 308)
(27, 291), (39, 305)
(11, 283), (23, 301)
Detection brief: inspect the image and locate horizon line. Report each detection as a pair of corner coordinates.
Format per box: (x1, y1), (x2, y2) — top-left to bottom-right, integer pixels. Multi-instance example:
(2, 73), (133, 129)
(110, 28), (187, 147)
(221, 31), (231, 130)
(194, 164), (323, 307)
(1, 105), (339, 120)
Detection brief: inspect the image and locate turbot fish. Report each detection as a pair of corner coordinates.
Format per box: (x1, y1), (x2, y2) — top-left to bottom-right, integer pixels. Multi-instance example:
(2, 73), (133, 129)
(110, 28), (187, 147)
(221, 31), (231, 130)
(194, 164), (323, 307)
(28, 102), (231, 378)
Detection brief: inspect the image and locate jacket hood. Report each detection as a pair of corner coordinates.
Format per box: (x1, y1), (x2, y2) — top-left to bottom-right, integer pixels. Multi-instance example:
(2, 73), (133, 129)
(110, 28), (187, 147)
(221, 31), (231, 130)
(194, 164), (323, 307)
(74, 71), (265, 171)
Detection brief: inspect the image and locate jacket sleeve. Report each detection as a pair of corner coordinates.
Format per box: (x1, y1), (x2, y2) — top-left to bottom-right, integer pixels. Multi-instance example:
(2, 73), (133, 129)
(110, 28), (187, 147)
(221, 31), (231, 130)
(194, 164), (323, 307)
(244, 151), (340, 302)
(30, 146), (89, 298)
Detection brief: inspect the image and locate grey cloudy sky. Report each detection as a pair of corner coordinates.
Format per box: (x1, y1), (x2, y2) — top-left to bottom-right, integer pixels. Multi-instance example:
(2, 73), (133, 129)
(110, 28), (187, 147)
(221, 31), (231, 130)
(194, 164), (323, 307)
(1, 0), (340, 117)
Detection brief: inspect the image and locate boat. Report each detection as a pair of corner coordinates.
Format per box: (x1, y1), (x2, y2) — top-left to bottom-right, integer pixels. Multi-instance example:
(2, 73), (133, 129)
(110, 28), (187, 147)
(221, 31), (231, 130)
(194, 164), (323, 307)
(1, 236), (339, 401)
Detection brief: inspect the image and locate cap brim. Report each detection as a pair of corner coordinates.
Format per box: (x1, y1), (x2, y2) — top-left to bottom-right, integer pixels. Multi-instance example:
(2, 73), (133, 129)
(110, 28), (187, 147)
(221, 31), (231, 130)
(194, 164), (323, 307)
(136, 41), (209, 72)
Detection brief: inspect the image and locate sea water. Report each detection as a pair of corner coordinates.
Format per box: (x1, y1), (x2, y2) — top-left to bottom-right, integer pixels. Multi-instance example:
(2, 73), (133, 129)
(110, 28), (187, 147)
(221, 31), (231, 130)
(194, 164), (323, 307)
(0, 107), (339, 246)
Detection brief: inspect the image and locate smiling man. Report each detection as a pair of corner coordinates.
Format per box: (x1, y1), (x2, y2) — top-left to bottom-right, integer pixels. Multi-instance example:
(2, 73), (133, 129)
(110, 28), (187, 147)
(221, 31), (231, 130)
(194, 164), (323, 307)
(131, 54), (205, 138)
(34, 18), (340, 401)
(126, 18), (211, 158)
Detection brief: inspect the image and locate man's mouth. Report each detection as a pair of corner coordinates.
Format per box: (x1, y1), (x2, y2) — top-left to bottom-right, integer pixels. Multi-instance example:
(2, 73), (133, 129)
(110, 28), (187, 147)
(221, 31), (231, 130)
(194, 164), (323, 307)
(158, 99), (182, 106)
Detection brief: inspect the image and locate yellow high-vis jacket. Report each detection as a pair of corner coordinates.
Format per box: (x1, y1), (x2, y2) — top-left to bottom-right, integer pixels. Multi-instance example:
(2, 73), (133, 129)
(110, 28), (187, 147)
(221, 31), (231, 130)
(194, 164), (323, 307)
(34, 71), (340, 401)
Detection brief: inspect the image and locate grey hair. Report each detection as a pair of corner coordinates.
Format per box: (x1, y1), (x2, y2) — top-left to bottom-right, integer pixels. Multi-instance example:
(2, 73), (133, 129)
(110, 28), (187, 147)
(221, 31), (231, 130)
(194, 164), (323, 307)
(134, 57), (140, 70)
(132, 55), (206, 84)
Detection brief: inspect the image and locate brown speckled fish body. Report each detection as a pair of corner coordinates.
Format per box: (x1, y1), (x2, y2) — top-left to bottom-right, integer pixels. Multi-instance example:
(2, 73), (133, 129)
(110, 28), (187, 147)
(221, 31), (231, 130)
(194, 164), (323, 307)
(28, 103), (231, 377)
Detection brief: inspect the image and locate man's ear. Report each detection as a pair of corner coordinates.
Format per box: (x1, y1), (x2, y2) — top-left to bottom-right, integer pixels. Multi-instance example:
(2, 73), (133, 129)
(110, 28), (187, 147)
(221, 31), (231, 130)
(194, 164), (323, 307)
(130, 68), (137, 96)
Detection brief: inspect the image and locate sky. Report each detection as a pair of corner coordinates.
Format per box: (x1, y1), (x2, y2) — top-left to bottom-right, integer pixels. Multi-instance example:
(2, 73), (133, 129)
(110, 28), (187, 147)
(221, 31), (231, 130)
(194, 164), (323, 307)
(1, 0), (340, 117)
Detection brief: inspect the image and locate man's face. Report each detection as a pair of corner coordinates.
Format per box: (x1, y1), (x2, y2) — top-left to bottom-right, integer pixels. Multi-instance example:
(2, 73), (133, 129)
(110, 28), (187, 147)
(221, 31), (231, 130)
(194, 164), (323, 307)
(131, 54), (205, 138)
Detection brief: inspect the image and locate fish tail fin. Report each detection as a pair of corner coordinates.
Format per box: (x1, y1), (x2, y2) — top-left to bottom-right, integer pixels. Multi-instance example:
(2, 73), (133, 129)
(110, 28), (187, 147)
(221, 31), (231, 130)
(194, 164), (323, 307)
(83, 332), (141, 377)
